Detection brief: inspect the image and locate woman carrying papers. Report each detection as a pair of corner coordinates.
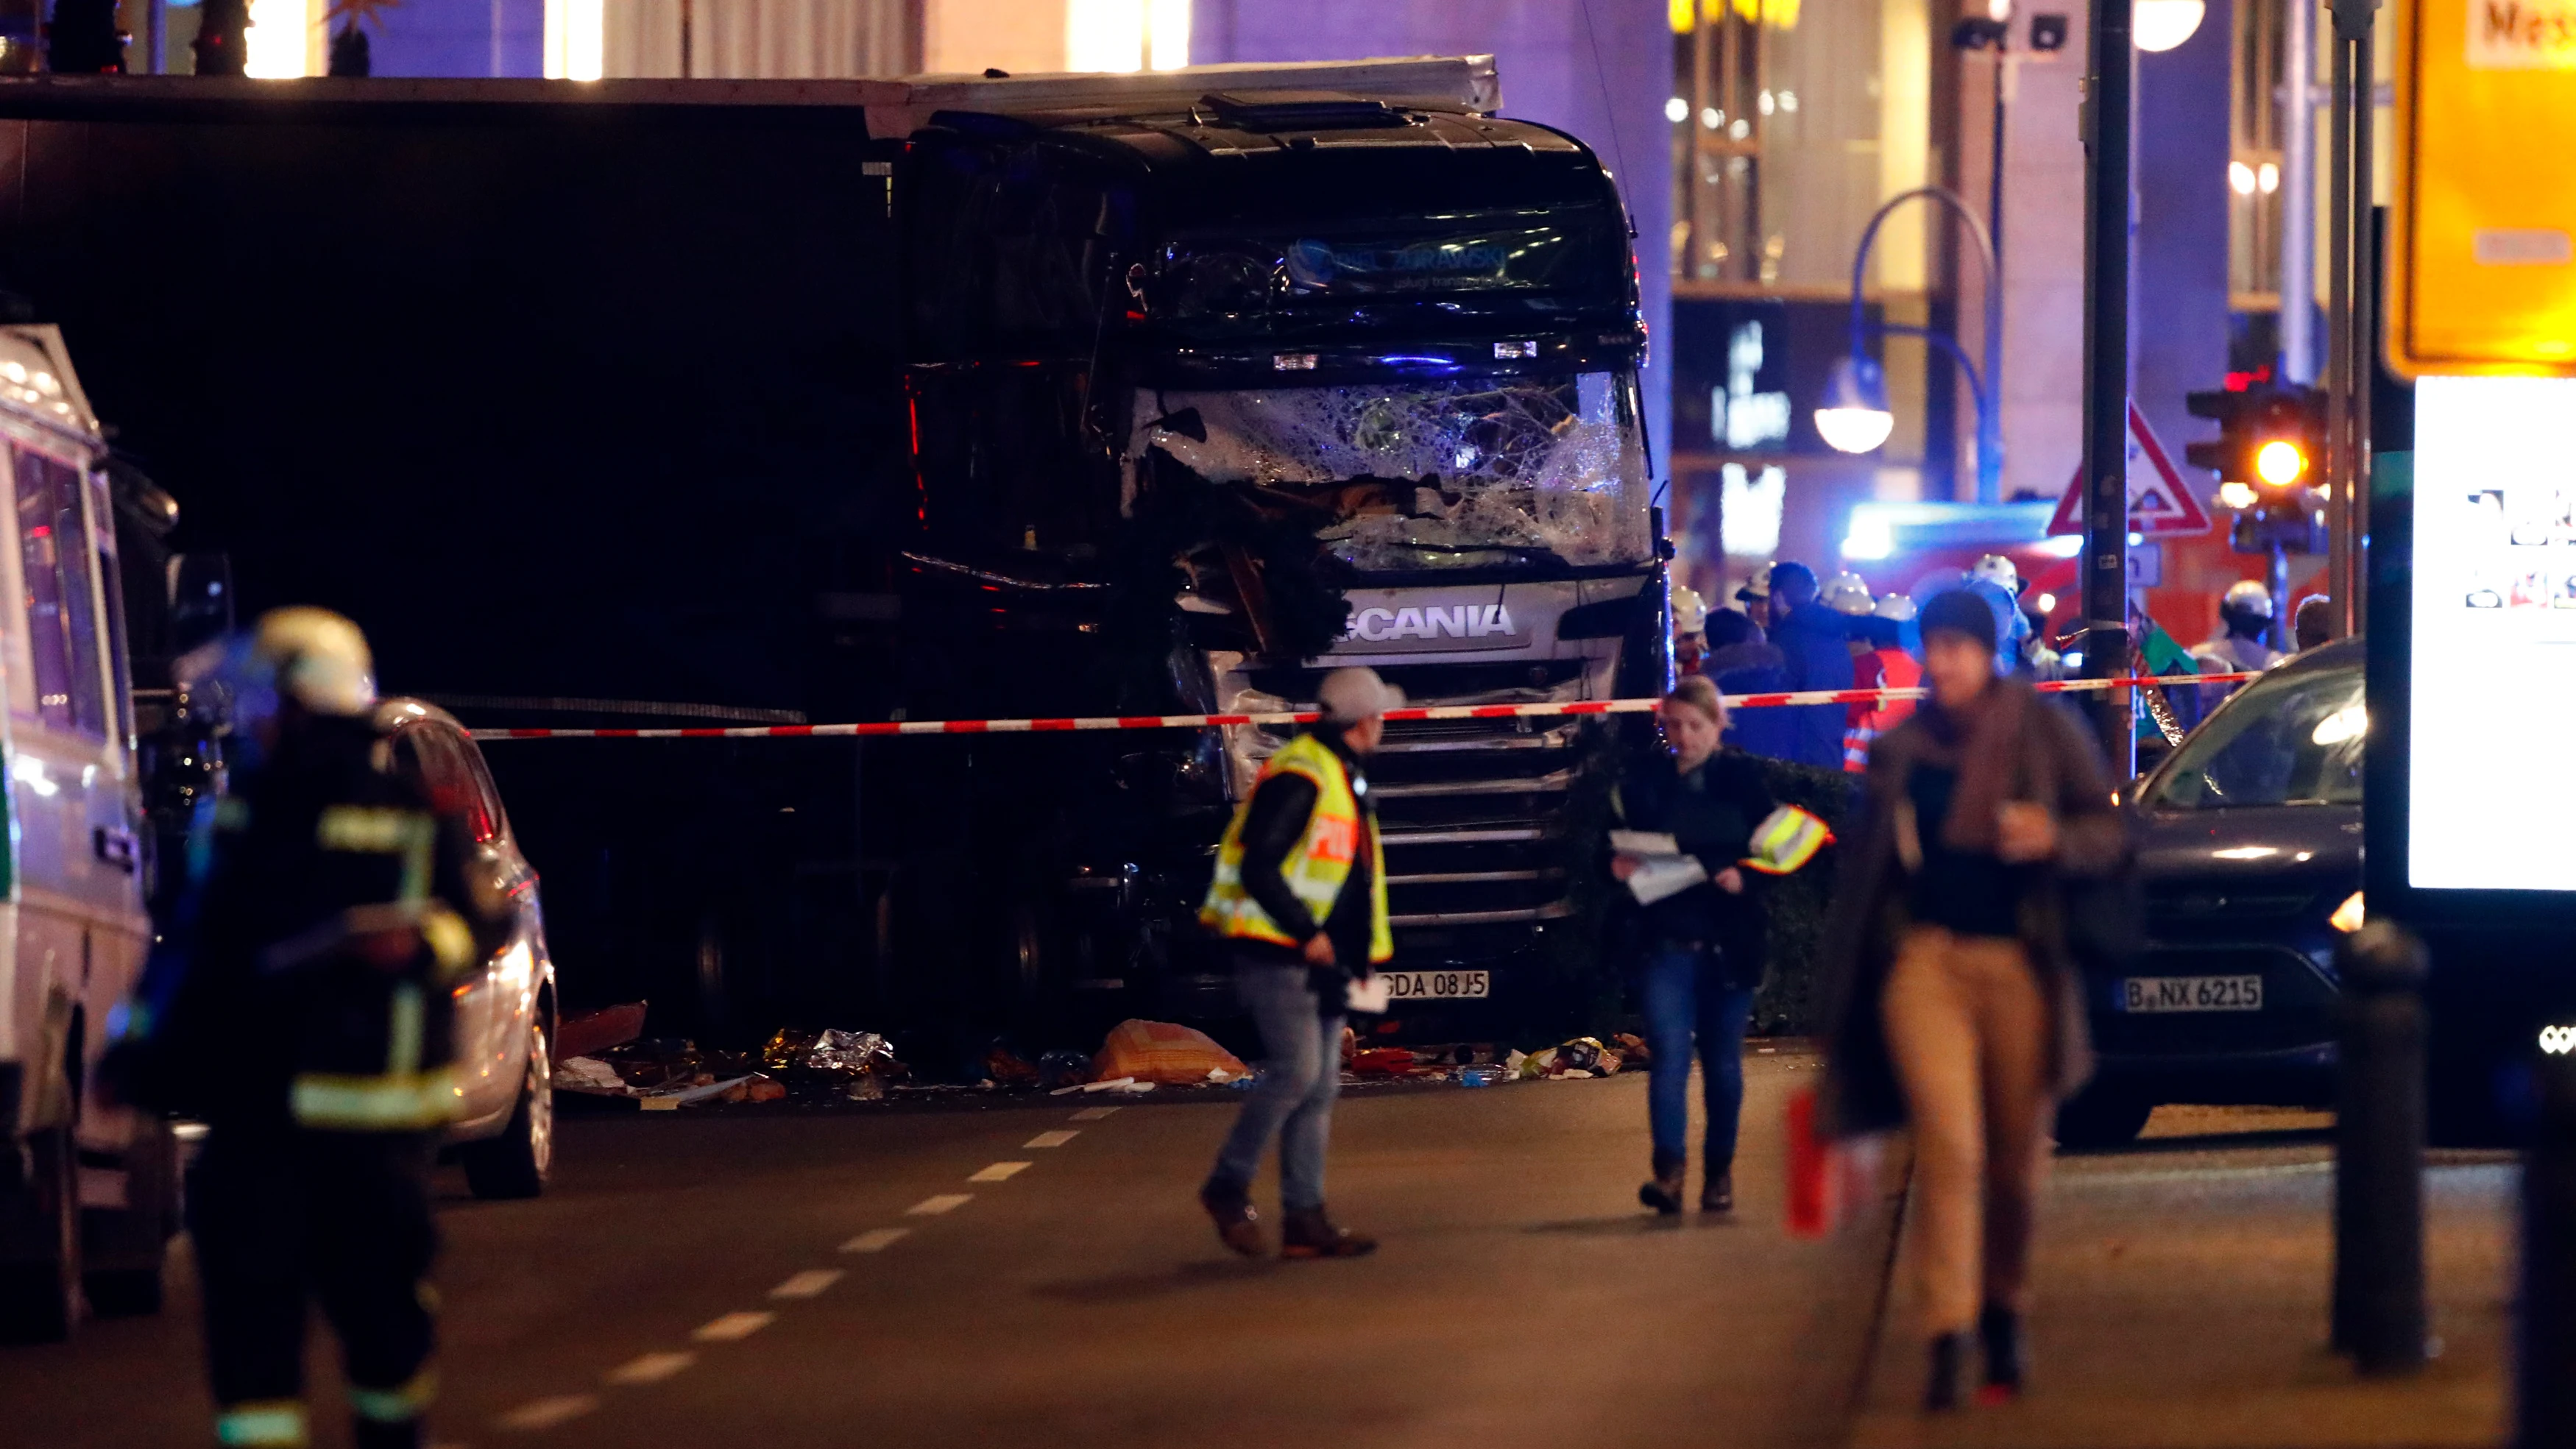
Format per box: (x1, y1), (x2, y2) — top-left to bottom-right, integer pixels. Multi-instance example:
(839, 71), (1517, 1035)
(1607, 676), (1780, 1215)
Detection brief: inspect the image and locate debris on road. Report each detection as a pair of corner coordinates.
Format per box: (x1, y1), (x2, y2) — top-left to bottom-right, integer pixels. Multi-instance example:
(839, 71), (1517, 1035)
(553, 1001), (648, 1060)
(1090, 1019), (1252, 1086)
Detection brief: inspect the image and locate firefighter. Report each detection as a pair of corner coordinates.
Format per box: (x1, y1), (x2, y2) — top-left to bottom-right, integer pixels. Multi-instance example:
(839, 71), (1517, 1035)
(106, 609), (507, 1449)
(1197, 666), (1398, 1261)
(1846, 593), (1924, 773)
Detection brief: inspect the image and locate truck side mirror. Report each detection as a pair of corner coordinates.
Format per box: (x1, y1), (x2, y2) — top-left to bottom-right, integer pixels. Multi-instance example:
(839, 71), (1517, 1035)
(166, 551), (235, 656)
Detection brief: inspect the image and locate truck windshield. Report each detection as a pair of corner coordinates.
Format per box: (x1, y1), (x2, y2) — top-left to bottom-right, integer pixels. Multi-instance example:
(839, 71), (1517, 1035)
(1134, 372), (1652, 570)
(2148, 662), (2366, 809)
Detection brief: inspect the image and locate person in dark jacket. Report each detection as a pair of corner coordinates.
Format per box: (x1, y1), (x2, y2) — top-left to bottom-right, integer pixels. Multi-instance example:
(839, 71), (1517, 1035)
(1812, 588), (2127, 1411)
(1609, 675), (1778, 1214)
(1764, 561), (1859, 770)
(1196, 667), (1398, 1261)
(1702, 606), (1800, 760)
(105, 609), (509, 1449)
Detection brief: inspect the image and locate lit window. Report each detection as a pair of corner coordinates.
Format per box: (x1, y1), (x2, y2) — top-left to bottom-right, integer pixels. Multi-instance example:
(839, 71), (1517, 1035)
(1067, 0), (1189, 74)
(1722, 463), (1787, 557)
(244, 0), (315, 79)
(544, 0), (604, 82)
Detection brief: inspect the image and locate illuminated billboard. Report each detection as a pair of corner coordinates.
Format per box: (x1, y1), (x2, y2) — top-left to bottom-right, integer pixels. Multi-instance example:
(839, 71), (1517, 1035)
(2409, 375), (2576, 890)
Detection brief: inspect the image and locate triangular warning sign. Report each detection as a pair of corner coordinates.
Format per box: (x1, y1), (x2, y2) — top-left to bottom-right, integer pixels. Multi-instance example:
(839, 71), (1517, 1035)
(2048, 401), (2215, 537)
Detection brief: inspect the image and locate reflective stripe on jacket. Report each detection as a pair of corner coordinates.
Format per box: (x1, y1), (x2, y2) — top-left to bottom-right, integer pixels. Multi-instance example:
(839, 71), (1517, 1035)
(1200, 732), (1393, 965)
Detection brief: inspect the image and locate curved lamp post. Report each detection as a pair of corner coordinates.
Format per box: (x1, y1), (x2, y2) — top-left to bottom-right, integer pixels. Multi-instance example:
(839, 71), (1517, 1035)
(1819, 185), (2005, 503)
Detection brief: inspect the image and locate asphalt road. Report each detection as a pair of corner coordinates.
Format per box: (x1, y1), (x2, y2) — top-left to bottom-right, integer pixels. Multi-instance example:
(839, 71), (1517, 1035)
(0, 1054), (1897, 1449)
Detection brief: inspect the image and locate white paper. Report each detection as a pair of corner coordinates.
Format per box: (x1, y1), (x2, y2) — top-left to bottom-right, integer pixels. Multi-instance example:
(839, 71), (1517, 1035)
(1625, 855), (1708, 905)
(1346, 973), (1392, 1014)
(1610, 830), (1681, 855)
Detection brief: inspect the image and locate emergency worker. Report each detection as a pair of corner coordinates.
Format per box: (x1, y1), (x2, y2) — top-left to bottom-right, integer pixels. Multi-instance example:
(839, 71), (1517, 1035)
(105, 609), (507, 1449)
(1672, 585), (1709, 673)
(2196, 580), (2284, 673)
(1761, 561), (1858, 770)
(1846, 595), (1924, 773)
(2293, 594), (2332, 652)
(1197, 667), (1398, 1260)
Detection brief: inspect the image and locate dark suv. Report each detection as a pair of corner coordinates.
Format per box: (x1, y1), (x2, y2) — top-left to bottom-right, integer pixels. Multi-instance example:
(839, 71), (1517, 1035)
(2056, 637), (2366, 1147)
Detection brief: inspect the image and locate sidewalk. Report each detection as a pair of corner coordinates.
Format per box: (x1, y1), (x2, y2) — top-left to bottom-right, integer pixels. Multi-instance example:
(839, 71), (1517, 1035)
(1847, 1107), (2516, 1449)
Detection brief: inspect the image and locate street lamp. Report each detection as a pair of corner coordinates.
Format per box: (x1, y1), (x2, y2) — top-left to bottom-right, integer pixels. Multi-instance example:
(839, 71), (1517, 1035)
(2132, 0), (2206, 51)
(1817, 185), (2005, 503)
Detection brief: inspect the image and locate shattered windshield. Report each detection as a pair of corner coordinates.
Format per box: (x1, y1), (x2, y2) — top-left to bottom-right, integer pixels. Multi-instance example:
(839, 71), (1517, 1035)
(1132, 372), (1653, 570)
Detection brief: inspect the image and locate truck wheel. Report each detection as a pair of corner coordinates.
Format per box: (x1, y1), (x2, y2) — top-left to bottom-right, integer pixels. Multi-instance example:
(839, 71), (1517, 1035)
(0, 1127), (82, 1342)
(2053, 1087), (2154, 1150)
(461, 1025), (553, 1200)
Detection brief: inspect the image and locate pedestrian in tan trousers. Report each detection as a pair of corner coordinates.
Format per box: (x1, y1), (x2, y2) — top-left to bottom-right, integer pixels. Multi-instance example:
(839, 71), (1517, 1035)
(1812, 585), (2131, 1411)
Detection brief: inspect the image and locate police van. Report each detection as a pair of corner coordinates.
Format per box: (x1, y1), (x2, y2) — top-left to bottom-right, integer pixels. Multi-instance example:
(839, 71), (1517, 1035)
(0, 325), (171, 1342)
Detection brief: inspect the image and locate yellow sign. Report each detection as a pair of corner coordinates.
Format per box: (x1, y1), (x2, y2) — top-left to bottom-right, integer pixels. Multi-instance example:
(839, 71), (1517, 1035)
(2390, 0), (2576, 375)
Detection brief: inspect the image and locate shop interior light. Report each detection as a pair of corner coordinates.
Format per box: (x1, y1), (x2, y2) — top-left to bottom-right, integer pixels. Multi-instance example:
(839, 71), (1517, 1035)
(2219, 481), (2260, 510)
(542, 0), (604, 81)
(246, 0), (315, 78)
(2132, 0), (2207, 50)
(1814, 355), (1894, 455)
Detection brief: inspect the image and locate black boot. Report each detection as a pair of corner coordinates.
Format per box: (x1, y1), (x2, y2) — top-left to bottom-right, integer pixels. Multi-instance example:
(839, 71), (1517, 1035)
(1638, 1150), (1685, 1215)
(1199, 1178), (1264, 1258)
(1280, 1205), (1376, 1258)
(1924, 1331), (1969, 1411)
(1978, 1303), (2025, 1403)
(1700, 1169), (1733, 1214)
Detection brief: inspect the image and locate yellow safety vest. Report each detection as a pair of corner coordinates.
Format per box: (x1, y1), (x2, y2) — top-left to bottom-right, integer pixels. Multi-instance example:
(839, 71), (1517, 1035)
(1200, 732), (1394, 965)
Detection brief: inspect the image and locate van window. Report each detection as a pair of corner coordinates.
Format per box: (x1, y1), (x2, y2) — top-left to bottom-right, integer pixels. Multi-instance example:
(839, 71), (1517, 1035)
(13, 447), (107, 737)
(88, 468), (132, 747)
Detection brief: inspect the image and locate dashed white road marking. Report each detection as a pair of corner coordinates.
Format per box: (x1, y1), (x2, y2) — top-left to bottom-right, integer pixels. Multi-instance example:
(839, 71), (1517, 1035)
(690, 1311), (776, 1343)
(495, 1394), (601, 1431)
(769, 1269), (844, 1300)
(1070, 1106), (1120, 1121)
(1024, 1130), (1079, 1148)
(604, 1351), (696, 1386)
(907, 1193), (974, 1216)
(841, 1227), (911, 1253)
(969, 1161), (1031, 1183)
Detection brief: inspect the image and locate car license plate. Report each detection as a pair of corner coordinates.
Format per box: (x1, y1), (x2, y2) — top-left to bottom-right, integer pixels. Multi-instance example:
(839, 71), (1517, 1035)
(2120, 974), (2263, 1013)
(1380, 969), (1490, 1000)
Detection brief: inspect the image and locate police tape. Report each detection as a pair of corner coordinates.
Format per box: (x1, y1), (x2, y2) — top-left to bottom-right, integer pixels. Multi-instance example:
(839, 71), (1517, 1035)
(467, 671), (2257, 742)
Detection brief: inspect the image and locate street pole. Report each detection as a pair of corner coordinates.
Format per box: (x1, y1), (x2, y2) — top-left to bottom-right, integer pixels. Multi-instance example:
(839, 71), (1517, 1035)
(2324, 0), (2379, 641)
(2332, 920), (2429, 1375)
(2281, 0), (2317, 386)
(2521, 1048), (2576, 1446)
(2081, 0), (2135, 775)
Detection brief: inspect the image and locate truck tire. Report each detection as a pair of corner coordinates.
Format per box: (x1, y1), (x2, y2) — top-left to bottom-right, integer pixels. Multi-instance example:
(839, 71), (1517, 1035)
(461, 1024), (553, 1200)
(2053, 1086), (2154, 1150)
(0, 1126), (82, 1343)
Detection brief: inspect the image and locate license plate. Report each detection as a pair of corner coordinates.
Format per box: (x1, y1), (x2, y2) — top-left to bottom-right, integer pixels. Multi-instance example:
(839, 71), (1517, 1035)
(2120, 974), (2263, 1013)
(1380, 969), (1490, 1000)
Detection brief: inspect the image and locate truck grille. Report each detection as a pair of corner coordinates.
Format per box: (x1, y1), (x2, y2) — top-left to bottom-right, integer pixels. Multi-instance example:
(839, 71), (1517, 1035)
(1366, 714), (1591, 928)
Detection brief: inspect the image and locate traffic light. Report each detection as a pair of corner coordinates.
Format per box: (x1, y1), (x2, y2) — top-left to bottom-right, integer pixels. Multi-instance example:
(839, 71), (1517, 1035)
(2185, 378), (2328, 556)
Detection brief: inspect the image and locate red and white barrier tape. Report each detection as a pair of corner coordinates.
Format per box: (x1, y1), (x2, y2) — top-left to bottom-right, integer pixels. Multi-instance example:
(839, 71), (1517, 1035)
(468, 671), (2255, 742)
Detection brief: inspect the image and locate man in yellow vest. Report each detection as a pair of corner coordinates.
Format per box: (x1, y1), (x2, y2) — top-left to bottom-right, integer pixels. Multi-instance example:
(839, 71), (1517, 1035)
(1197, 666), (1399, 1259)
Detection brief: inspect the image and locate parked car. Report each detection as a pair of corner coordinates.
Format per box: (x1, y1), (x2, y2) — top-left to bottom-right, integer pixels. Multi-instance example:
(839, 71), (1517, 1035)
(375, 699), (558, 1198)
(2055, 637), (2366, 1147)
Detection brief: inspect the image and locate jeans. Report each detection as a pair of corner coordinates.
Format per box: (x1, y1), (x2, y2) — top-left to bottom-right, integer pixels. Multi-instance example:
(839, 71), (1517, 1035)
(1209, 960), (1344, 1211)
(1639, 941), (1757, 1173)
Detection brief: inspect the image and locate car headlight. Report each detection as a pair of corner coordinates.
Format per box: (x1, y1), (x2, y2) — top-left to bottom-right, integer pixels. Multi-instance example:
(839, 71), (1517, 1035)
(2329, 890), (2365, 934)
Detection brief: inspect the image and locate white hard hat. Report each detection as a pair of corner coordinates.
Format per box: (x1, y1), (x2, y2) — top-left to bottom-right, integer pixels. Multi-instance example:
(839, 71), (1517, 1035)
(252, 606), (377, 718)
(1671, 585), (1708, 636)
(1317, 666), (1404, 725)
(1970, 553), (2021, 595)
(1872, 593), (1917, 622)
(1822, 571), (1875, 616)
(2222, 579), (2275, 619)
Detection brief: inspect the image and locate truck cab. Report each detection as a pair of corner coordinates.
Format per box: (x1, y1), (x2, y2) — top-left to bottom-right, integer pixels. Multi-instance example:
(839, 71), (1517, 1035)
(0, 325), (167, 1340)
(885, 63), (1667, 1027)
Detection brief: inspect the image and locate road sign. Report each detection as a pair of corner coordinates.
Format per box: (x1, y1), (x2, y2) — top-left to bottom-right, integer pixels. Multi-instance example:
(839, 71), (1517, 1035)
(2048, 400), (2214, 536)
(2388, 0), (2576, 377)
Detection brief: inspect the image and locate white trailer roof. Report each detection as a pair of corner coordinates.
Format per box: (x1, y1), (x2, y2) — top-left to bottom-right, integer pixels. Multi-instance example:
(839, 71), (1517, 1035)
(850, 55), (1501, 138)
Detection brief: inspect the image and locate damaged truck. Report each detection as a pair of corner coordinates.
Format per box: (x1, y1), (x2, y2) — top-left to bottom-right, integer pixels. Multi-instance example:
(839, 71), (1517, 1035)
(0, 57), (1669, 1042)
